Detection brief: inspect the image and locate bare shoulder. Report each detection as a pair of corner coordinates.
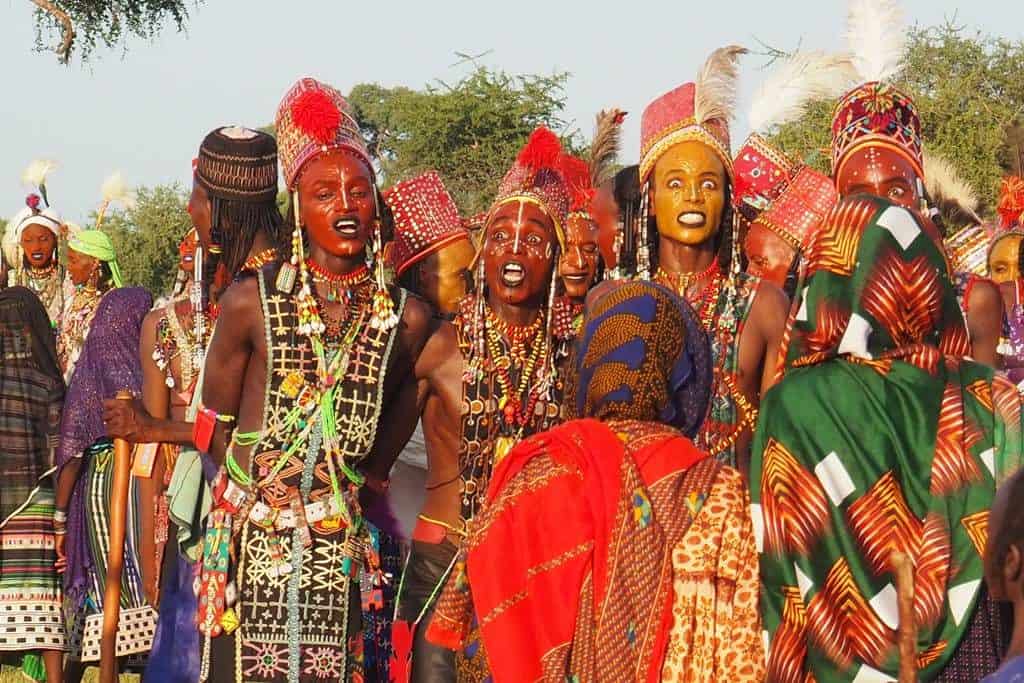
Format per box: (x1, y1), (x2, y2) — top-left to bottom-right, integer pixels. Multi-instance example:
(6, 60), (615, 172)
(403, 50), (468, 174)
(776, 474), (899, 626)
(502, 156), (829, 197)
(752, 280), (789, 331)
(968, 277), (1001, 313)
(218, 276), (262, 319)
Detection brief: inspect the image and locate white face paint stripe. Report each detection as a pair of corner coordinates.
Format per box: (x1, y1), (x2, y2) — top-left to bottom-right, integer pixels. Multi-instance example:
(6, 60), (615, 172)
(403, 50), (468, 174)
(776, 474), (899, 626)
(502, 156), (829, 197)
(512, 200), (525, 253)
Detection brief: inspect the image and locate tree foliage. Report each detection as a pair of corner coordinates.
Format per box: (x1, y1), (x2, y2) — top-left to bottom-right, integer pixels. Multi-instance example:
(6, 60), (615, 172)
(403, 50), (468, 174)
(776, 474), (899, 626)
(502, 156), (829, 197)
(769, 23), (1024, 216)
(100, 183), (191, 296)
(346, 66), (578, 215)
(30, 0), (197, 64)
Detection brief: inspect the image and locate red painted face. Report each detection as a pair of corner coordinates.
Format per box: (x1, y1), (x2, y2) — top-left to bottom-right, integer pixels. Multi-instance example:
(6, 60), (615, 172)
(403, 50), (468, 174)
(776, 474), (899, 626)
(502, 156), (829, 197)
(589, 184), (620, 269)
(19, 223), (57, 270)
(743, 221), (797, 288)
(188, 182), (213, 251)
(483, 200), (557, 307)
(559, 214), (600, 300)
(835, 146), (920, 210)
(298, 149), (376, 260)
(67, 247), (99, 286)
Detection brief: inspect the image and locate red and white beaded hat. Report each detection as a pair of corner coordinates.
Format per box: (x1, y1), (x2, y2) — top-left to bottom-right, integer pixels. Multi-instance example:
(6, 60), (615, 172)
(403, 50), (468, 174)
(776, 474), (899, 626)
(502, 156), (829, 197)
(830, 0), (922, 180)
(755, 166), (839, 250)
(274, 77), (371, 190)
(638, 46), (746, 184)
(489, 126), (571, 249)
(383, 171), (469, 276)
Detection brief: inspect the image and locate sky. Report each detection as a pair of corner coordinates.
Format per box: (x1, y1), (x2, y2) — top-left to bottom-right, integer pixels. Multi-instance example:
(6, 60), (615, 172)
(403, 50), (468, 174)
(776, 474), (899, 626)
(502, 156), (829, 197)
(2, 0), (1023, 223)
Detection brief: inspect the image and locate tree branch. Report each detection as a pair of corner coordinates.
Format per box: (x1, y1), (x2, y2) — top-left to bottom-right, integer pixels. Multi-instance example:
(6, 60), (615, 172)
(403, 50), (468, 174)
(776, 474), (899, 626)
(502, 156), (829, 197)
(29, 0), (75, 64)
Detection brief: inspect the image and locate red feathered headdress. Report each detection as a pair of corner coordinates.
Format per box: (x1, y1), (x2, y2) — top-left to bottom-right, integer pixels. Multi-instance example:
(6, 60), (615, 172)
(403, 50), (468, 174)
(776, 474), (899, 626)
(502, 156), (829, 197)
(490, 126), (571, 248)
(559, 154), (595, 215)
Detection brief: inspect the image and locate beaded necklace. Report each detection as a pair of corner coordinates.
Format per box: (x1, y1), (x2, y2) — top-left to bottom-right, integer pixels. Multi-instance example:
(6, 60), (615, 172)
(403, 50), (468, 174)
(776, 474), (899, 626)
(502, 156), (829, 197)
(655, 258), (719, 299)
(240, 247), (278, 274)
(657, 263), (724, 333)
(57, 285), (102, 378)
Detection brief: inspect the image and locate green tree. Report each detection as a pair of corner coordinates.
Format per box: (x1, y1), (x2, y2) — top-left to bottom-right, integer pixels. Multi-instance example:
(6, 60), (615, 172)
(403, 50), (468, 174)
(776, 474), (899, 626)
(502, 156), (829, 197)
(347, 66), (578, 215)
(99, 183), (191, 296)
(769, 23), (1024, 217)
(29, 0), (198, 64)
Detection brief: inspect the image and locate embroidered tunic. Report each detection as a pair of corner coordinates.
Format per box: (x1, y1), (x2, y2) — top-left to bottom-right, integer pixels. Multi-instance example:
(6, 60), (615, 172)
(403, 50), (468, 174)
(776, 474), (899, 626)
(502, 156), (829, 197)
(214, 271), (406, 683)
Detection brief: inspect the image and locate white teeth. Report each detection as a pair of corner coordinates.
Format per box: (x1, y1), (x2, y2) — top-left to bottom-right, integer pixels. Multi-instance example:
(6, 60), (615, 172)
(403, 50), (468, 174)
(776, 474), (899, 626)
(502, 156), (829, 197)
(679, 212), (705, 226)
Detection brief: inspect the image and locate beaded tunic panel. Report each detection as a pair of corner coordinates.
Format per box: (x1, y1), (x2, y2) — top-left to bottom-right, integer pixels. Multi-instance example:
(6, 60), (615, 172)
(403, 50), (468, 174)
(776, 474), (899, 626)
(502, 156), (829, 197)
(453, 295), (568, 524)
(224, 271), (406, 683)
(655, 271), (761, 466)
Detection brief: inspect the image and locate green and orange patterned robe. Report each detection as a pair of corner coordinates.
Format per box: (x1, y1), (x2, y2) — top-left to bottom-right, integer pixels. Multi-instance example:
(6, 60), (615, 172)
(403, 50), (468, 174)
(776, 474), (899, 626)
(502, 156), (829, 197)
(751, 195), (1024, 682)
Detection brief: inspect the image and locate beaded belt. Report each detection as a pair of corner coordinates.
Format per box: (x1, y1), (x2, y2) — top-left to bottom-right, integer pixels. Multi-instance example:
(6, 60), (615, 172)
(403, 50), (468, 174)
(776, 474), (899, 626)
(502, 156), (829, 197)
(248, 497), (343, 529)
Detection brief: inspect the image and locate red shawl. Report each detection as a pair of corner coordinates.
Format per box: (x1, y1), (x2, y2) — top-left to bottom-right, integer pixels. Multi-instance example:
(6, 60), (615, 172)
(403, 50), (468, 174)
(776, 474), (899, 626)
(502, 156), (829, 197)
(432, 418), (711, 682)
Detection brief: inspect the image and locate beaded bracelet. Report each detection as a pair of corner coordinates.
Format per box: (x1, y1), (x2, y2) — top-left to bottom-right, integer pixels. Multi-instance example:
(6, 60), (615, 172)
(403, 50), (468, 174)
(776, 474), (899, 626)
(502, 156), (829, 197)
(53, 509), (68, 524)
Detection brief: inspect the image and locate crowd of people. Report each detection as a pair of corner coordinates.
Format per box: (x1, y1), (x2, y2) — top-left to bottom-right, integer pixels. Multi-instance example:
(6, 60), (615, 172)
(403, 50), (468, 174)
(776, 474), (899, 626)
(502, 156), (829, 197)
(3, 0), (1024, 681)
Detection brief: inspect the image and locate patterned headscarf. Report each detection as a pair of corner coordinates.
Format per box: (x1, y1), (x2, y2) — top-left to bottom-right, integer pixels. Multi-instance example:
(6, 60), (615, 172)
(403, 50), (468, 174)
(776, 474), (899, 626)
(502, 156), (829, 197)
(573, 280), (712, 437)
(57, 287), (152, 605)
(784, 194), (970, 374)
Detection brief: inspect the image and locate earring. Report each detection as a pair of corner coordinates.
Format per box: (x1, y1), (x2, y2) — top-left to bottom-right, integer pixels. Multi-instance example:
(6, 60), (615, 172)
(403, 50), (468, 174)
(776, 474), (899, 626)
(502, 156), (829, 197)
(369, 190), (398, 331)
(276, 193), (300, 294)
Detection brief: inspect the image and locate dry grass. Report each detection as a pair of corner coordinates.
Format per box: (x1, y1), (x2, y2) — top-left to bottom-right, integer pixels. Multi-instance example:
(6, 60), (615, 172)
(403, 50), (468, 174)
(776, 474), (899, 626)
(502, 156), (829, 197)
(0, 666), (139, 682)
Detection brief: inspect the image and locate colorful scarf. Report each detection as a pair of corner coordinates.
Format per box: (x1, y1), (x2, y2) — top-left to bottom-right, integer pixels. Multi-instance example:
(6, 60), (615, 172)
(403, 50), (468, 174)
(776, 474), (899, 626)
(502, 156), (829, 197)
(573, 279), (711, 436)
(427, 281), (715, 682)
(56, 286), (151, 607)
(68, 229), (124, 287)
(752, 195), (1024, 681)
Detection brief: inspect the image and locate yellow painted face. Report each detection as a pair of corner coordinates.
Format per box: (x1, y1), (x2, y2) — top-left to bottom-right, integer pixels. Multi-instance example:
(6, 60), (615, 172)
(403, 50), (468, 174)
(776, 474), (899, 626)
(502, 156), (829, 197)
(650, 140), (727, 247)
(424, 237), (476, 315)
(988, 234), (1023, 284)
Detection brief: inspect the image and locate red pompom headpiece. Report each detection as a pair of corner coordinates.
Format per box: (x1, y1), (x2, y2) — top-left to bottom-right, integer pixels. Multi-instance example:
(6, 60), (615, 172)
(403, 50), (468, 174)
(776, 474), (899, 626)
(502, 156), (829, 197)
(516, 126), (563, 177)
(290, 89), (343, 146)
(997, 175), (1024, 229)
(25, 193), (41, 211)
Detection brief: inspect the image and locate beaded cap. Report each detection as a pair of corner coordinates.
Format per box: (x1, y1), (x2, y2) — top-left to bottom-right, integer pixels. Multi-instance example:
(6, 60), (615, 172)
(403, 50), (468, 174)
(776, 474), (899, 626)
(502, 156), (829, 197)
(732, 133), (797, 218)
(754, 166), (839, 250)
(383, 171), (469, 276)
(639, 82), (733, 184)
(830, 81), (923, 180)
(489, 127), (570, 249)
(275, 77), (371, 190)
(195, 127), (278, 203)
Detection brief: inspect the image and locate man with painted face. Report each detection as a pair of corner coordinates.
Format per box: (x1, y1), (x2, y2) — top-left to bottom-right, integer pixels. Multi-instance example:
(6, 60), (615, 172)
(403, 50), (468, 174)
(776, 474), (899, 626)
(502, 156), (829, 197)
(637, 45), (788, 473)
(385, 170), (475, 317)
(196, 79), (438, 682)
(390, 127), (575, 682)
(830, 0), (1001, 366)
(557, 154), (602, 313)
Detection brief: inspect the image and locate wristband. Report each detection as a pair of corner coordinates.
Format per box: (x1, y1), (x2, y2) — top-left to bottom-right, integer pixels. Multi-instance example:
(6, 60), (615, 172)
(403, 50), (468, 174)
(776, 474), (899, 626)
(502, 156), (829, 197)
(193, 408), (217, 453)
(53, 509), (68, 524)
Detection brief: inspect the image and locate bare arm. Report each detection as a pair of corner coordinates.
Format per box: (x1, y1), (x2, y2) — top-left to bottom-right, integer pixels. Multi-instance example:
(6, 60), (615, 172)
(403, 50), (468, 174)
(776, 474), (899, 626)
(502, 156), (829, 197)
(103, 309), (195, 445)
(966, 278), (1001, 368)
(360, 296), (438, 482)
(201, 278), (260, 466)
(756, 282), (789, 397)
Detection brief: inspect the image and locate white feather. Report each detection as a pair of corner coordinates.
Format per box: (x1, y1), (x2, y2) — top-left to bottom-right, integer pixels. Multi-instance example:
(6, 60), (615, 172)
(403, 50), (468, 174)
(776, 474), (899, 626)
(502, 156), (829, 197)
(694, 45), (748, 125)
(845, 0), (906, 83)
(748, 52), (858, 133)
(923, 151), (982, 223)
(21, 159), (58, 189)
(100, 172), (136, 210)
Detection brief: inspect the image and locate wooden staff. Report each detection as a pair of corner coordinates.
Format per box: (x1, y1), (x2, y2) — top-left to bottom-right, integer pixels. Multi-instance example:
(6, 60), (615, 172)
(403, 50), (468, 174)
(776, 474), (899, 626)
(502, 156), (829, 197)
(891, 551), (917, 683)
(100, 389), (135, 683)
